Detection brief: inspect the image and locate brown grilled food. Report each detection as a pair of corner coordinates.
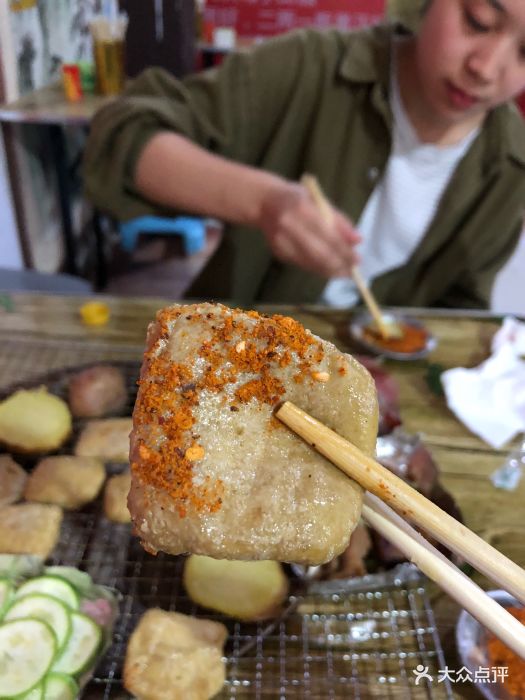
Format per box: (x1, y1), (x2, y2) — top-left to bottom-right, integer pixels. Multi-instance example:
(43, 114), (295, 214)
(68, 364), (128, 417)
(75, 418), (132, 462)
(24, 455), (106, 510)
(104, 471), (131, 523)
(0, 454), (27, 507)
(129, 303), (378, 565)
(0, 503), (63, 558)
(123, 608), (227, 700)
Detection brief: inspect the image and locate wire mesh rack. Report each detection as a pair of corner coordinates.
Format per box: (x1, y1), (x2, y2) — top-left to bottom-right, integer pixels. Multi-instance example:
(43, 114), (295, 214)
(53, 506), (453, 699)
(0, 335), (454, 699)
(49, 500), (453, 700)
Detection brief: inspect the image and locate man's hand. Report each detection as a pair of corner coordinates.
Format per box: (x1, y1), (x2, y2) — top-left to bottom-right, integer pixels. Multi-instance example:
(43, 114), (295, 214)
(259, 181), (361, 278)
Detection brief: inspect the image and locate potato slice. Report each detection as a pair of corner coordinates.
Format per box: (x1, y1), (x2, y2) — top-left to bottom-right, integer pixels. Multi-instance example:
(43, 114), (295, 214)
(183, 555), (289, 621)
(0, 387), (72, 453)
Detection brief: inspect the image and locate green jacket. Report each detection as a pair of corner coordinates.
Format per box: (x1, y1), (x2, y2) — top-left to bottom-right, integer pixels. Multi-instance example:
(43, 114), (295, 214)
(84, 24), (525, 308)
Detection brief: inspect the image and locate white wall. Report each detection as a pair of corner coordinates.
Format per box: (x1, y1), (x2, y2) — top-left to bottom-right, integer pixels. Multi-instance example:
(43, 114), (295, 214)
(0, 141), (22, 269)
(491, 231), (525, 316)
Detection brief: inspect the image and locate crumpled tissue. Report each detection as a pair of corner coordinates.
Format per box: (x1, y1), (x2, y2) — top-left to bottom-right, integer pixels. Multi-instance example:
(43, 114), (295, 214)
(441, 316), (525, 450)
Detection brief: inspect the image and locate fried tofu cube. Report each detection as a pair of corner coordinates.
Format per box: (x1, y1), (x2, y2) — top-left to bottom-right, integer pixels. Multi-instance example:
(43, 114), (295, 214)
(24, 455), (106, 509)
(75, 418), (132, 462)
(0, 503), (62, 558)
(0, 454), (27, 507)
(124, 608), (227, 700)
(104, 471), (131, 523)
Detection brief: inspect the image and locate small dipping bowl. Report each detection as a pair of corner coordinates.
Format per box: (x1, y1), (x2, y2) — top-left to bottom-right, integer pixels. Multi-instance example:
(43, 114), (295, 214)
(456, 589), (523, 700)
(348, 311), (437, 361)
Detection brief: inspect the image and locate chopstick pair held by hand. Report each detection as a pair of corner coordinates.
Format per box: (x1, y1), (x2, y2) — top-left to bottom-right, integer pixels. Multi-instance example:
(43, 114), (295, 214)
(275, 401), (525, 656)
(301, 174), (396, 340)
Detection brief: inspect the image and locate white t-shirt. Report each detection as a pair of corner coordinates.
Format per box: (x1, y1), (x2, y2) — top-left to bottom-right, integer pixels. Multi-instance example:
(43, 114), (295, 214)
(321, 63), (479, 308)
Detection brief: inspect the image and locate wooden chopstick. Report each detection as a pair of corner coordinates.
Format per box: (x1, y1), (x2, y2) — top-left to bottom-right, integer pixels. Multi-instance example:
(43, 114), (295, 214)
(362, 492), (525, 659)
(275, 401), (525, 606)
(300, 173), (393, 340)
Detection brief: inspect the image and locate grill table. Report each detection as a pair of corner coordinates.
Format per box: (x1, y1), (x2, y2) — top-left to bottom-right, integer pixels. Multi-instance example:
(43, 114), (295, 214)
(1, 294), (522, 700)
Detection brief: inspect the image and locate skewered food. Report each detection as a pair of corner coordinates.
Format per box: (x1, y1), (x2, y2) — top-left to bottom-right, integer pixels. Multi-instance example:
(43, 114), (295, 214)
(123, 608), (227, 700)
(24, 455), (106, 510)
(0, 503), (63, 558)
(184, 555), (289, 620)
(0, 454), (27, 507)
(0, 387), (72, 453)
(75, 418), (132, 462)
(104, 471), (131, 523)
(68, 364), (128, 418)
(129, 303), (378, 565)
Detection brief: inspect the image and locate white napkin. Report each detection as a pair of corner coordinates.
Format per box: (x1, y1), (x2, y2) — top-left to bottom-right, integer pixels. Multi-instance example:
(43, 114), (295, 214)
(441, 317), (525, 449)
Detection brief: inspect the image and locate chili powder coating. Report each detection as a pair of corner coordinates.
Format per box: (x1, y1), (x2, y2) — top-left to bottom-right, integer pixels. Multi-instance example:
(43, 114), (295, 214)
(132, 305), (324, 516)
(487, 605), (525, 697)
(128, 303), (378, 564)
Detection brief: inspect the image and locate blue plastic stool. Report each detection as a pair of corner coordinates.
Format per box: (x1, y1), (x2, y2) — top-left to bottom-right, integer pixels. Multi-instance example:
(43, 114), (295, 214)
(119, 216), (206, 255)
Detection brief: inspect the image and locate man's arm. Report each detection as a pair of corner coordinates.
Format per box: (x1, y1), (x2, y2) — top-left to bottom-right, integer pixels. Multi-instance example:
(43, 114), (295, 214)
(134, 131), (361, 278)
(134, 132), (282, 228)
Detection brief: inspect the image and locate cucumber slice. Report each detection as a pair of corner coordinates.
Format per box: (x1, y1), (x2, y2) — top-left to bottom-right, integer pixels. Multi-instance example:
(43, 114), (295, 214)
(17, 683), (43, 699)
(44, 567), (93, 597)
(0, 578), (14, 619)
(52, 611), (101, 677)
(43, 672), (79, 700)
(15, 576), (79, 610)
(4, 594), (71, 651)
(0, 618), (56, 697)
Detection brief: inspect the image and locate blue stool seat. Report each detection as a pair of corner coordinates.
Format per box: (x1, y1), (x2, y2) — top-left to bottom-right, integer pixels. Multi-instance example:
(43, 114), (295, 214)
(119, 216), (206, 255)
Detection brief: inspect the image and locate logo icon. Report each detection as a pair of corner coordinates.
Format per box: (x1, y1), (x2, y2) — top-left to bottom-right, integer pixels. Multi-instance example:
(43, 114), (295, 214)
(413, 665), (433, 685)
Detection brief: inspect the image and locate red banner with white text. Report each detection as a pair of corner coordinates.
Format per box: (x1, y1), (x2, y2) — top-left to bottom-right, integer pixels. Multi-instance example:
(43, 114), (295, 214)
(203, 0), (386, 38)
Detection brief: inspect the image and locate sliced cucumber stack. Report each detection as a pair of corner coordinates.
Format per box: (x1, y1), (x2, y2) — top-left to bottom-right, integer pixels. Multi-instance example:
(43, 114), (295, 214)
(0, 618), (56, 697)
(44, 672), (79, 700)
(0, 565), (112, 697)
(15, 576), (79, 610)
(4, 594), (71, 651)
(53, 611), (102, 677)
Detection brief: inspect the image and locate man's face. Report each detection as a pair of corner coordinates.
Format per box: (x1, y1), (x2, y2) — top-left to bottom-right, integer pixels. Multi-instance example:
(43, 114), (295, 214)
(415, 0), (525, 125)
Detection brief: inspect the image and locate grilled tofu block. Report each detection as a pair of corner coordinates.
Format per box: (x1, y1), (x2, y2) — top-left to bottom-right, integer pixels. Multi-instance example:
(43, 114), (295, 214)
(24, 455), (106, 509)
(0, 503), (63, 558)
(0, 454), (27, 507)
(75, 418), (132, 462)
(129, 303), (378, 565)
(104, 471), (131, 523)
(124, 608), (227, 700)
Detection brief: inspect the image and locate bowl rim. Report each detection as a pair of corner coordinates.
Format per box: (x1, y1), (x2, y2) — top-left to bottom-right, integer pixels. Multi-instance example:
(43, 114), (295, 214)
(455, 589), (523, 700)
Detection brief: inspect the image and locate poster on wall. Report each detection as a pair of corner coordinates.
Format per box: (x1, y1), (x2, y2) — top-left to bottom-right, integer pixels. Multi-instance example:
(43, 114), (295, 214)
(203, 0), (386, 38)
(8, 0), (99, 95)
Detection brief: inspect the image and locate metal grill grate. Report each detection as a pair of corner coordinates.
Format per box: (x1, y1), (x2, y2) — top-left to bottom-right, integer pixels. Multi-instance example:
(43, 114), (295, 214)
(51, 507), (453, 699)
(0, 334), (453, 699)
